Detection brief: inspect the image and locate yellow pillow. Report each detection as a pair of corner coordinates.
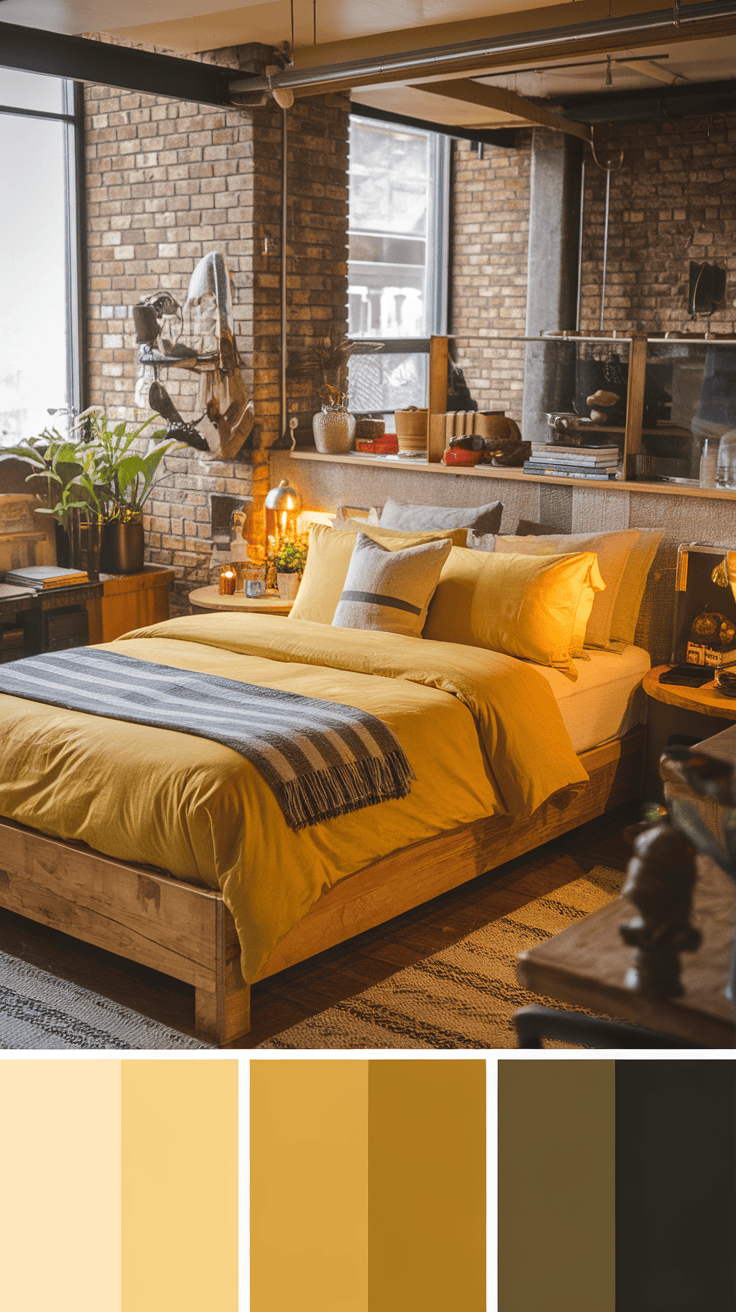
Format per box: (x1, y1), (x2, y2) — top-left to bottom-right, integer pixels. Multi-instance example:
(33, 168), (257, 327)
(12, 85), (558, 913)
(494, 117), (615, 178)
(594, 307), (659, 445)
(423, 546), (605, 677)
(290, 522), (467, 625)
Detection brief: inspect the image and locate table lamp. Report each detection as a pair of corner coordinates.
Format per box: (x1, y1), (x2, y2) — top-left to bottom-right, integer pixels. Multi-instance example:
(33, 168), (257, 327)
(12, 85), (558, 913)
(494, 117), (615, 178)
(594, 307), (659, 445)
(265, 479), (302, 548)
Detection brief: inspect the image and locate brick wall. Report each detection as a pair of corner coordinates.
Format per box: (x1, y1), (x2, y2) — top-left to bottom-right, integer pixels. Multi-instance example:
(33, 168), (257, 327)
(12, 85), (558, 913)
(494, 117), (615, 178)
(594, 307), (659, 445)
(450, 135), (532, 423)
(84, 63), (349, 609)
(580, 114), (736, 333)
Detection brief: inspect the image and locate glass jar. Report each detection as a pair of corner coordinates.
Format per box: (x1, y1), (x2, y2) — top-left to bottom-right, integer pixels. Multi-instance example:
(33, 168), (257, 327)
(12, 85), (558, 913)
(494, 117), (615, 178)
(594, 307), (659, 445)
(700, 436), (720, 488)
(717, 430), (736, 488)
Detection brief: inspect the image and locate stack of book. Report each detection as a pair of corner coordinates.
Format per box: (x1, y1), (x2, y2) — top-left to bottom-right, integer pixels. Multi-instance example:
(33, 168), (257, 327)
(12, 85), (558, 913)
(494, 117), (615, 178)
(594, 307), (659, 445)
(3, 565), (89, 591)
(523, 444), (621, 481)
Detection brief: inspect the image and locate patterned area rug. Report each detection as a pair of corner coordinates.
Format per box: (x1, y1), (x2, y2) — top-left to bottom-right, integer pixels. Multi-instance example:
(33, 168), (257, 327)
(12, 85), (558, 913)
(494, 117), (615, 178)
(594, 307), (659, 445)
(259, 865), (623, 1049)
(0, 952), (212, 1049)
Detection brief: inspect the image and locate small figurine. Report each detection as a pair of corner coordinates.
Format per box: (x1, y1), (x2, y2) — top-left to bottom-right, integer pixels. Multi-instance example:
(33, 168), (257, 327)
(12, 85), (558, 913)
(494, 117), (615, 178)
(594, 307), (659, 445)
(620, 819), (701, 999)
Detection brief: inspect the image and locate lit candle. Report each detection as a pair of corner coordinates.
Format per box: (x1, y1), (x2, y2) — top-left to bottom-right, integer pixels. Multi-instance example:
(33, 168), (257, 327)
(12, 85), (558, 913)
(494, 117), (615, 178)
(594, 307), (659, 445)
(219, 566), (237, 595)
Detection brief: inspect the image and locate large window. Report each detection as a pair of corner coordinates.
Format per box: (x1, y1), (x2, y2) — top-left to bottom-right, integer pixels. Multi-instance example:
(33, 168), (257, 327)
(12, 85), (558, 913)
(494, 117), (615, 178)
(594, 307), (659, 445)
(347, 116), (449, 414)
(0, 68), (83, 447)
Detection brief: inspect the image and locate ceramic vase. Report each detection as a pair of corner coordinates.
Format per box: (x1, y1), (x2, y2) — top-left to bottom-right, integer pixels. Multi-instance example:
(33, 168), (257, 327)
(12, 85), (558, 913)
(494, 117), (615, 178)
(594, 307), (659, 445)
(312, 407), (356, 454)
(276, 572), (301, 601)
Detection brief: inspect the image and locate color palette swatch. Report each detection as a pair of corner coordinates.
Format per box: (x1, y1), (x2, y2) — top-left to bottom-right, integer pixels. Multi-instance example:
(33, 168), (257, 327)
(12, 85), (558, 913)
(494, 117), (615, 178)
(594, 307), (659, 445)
(0, 1060), (238, 1312)
(250, 1059), (486, 1312)
(498, 1059), (736, 1312)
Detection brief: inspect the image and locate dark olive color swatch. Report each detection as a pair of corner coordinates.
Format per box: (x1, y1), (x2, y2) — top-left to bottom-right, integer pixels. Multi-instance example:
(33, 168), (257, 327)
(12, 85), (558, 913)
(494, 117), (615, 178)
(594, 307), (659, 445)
(615, 1060), (736, 1312)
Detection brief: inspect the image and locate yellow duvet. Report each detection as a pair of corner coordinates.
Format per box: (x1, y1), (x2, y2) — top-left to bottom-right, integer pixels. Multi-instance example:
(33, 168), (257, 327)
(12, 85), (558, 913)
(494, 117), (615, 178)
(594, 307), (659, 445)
(0, 614), (588, 981)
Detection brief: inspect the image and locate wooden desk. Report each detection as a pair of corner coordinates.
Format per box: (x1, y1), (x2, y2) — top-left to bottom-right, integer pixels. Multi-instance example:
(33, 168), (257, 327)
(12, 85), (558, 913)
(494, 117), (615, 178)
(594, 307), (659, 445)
(189, 586), (293, 616)
(517, 855), (735, 1047)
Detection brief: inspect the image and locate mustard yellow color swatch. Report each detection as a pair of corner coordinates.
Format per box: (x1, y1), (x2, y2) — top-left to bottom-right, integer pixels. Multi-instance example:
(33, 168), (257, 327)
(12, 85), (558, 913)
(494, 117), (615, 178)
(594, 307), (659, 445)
(498, 1060), (615, 1312)
(250, 1059), (370, 1312)
(368, 1060), (486, 1312)
(0, 1059), (121, 1312)
(121, 1060), (238, 1312)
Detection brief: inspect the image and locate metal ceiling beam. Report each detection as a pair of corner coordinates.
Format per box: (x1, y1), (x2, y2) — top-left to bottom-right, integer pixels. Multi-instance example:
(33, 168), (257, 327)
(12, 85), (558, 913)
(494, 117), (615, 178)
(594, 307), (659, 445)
(561, 74), (736, 121)
(229, 0), (736, 96)
(0, 20), (238, 106)
(351, 100), (519, 147)
(414, 77), (591, 141)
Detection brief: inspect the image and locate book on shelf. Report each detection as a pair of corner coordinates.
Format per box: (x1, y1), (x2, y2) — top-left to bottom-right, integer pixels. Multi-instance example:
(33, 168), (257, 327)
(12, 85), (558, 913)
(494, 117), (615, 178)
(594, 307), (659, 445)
(4, 565), (89, 591)
(523, 462), (619, 481)
(0, 583), (35, 601)
(534, 441), (619, 454)
(530, 445), (619, 463)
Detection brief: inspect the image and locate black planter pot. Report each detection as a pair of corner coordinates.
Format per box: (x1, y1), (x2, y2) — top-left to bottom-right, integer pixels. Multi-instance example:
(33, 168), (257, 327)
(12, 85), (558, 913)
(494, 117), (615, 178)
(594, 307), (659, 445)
(101, 520), (145, 575)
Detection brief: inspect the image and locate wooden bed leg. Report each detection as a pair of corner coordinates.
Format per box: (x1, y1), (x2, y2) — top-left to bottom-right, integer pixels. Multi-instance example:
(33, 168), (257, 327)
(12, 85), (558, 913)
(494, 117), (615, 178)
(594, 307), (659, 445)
(195, 903), (251, 1045)
(195, 974), (251, 1046)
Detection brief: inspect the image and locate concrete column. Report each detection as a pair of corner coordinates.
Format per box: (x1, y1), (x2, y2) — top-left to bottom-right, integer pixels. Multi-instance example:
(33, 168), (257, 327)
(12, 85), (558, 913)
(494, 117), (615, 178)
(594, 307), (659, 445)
(522, 130), (583, 444)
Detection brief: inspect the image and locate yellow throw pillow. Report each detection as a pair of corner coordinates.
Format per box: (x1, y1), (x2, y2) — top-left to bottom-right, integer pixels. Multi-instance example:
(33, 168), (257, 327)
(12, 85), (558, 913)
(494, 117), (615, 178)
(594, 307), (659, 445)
(423, 546), (605, 677)
(290, 522), (467, 625)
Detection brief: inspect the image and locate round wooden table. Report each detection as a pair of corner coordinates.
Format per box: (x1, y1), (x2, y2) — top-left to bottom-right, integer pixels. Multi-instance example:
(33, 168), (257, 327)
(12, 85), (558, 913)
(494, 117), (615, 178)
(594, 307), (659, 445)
(644, 665), (736, 798)
(188, 586), (293, 616)
(644, 665), (736, 720)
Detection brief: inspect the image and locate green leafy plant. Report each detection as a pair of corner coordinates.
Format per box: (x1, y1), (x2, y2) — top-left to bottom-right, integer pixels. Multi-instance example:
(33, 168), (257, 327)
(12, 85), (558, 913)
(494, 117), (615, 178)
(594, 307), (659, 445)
(4, 412), (180, 527)
(268, 536), (308, 574)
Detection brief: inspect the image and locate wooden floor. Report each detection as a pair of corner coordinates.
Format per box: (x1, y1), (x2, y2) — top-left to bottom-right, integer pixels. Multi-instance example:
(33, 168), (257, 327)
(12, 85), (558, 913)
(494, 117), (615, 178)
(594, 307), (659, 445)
(0, 801), (638, 1049)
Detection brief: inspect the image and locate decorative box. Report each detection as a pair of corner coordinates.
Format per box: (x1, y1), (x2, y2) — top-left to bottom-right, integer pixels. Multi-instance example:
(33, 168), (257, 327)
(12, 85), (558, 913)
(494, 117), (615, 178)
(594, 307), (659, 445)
(355, 434), (399, 455)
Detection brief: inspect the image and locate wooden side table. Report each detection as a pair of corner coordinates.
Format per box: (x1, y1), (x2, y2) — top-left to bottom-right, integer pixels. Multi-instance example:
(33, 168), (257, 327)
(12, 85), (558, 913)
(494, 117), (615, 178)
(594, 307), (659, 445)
(644, 665), (736, 799)
(188, 586), (293, 616)
(100, 565), (175, 642)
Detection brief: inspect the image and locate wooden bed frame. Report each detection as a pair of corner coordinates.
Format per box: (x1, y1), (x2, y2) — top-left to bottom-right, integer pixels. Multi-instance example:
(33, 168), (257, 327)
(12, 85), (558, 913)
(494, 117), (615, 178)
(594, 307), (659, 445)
(0, 726), (644, 1044)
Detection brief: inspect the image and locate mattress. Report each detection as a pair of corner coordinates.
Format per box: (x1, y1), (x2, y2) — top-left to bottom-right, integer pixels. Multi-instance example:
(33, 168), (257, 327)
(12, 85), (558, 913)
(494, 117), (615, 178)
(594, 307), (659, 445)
(530, 645), (651, 755)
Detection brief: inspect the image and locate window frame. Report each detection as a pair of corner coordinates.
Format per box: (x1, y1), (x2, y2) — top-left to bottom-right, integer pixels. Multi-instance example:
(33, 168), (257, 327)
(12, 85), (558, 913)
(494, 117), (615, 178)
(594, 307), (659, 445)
(347, 113), (450, 409)
(0, 74), (86, 441)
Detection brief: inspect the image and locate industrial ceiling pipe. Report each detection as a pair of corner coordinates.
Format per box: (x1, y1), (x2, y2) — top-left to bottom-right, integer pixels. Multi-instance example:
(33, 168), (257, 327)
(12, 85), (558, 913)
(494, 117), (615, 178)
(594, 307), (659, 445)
(230, 0), (736, 96)
(563, 79), (736, 123)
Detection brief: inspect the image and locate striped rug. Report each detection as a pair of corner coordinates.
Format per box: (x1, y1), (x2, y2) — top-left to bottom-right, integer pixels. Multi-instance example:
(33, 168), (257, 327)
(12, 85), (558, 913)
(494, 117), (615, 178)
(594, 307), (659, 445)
(258, 864), (623, 1050)
(0, 951), (212, 1049)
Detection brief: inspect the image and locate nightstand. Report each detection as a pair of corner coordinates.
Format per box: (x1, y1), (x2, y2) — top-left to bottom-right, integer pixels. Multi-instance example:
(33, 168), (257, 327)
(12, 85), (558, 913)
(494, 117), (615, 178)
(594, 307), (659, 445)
(643, 665), (736, 799)
(188, 586), (293, 616)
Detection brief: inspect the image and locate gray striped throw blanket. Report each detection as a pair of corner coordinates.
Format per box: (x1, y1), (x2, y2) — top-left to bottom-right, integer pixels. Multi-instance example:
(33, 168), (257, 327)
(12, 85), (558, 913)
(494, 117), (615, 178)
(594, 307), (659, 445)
(0, 647), (415, 830)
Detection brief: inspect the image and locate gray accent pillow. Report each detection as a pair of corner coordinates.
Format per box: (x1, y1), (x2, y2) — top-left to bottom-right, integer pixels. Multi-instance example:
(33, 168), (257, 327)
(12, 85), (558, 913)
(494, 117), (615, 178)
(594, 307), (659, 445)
(332, 531), (452, 638)
(378, 496), (503, 535)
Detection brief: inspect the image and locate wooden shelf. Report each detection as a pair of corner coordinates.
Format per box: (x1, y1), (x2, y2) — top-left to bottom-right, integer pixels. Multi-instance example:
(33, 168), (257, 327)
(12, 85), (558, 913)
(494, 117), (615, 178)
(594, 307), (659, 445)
(289, 448), (736, 500)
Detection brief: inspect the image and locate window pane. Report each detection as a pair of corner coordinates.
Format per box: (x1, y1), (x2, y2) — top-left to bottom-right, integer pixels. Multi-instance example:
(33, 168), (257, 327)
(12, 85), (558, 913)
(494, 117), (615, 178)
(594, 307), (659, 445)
(0, 114), (69, 445)
(348, 352), (428, 414)
(0, 67), (65, 114)
(348, 119), (430, 339)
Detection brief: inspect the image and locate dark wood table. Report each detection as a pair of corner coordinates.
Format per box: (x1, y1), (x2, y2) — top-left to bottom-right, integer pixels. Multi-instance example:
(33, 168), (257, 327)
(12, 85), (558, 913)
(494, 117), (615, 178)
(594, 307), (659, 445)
(517, 854), (736, 1047)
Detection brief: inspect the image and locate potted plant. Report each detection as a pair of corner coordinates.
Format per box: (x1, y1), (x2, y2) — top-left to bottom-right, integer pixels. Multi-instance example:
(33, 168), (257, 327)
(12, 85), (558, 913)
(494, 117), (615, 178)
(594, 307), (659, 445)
(3, 423), (105, 577)
(287, 333), (381, 454)
(6, 412), (180, 576)
(269, 536), (308, 601)
(87, 413), (178, 574)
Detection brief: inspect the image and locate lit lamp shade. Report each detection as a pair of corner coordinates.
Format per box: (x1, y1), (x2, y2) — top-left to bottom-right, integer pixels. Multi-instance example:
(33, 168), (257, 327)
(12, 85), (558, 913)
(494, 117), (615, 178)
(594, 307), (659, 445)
(265, 479), (302, 544)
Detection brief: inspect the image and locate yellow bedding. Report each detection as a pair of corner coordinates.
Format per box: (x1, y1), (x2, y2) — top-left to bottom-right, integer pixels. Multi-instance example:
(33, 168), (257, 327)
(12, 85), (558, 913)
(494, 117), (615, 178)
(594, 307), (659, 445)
(0, 614), (588, 981)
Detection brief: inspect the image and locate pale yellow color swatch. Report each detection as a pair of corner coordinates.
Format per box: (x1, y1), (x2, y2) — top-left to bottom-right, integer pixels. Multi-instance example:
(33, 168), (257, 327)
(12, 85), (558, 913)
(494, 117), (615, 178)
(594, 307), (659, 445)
(0, 1059), (122, 1312)
(250, 1059), (370, 1312)
(121, 1060), (238, 1312)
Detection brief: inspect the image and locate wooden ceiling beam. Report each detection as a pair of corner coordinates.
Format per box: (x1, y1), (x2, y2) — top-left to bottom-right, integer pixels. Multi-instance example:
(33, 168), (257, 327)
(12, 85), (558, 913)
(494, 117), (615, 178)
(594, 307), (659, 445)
(413, 77), (592, 140)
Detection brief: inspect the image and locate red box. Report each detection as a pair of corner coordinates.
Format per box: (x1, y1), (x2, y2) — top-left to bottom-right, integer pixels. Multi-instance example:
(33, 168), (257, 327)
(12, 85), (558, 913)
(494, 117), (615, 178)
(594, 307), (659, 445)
(355, 433), (398, 455)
